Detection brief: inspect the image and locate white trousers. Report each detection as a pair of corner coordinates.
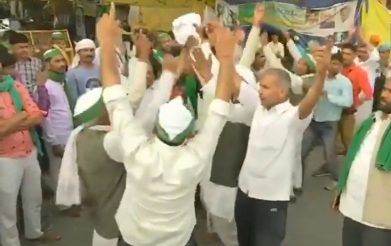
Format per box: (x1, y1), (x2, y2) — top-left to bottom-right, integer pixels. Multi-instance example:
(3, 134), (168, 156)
(208, 214), (239, 246)
(0, 150), (43, 246)
(44, 142), (62, 191)
(92, 230), (119, 246)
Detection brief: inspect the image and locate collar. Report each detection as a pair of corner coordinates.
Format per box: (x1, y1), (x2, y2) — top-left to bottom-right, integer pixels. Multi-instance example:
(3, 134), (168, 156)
(375, 111), (391, 121)
(271, 100), (292, 114)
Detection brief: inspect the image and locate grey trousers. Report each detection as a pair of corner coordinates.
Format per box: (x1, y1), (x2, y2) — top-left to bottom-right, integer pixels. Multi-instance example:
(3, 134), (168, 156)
(118, 233), (197, 246)
(343, 217), (391, 246)
(302, 120), (339, 180)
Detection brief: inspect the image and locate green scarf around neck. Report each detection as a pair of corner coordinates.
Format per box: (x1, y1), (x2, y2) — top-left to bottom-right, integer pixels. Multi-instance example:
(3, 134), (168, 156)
(48, 70), (66, 83)
(0, 75), (43, 155)
(338, 114), (391, 192)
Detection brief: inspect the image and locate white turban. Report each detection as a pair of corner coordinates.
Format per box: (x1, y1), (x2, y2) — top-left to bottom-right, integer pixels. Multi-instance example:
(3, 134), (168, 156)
(71, 39), (96, 68)
(172, 13), (201, 45)
(157, 97), (194, 141)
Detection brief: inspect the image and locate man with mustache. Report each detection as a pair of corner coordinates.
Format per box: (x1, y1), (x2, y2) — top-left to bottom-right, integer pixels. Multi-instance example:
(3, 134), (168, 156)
(335, 78), (391, 246)
(66, 39), (100, 111)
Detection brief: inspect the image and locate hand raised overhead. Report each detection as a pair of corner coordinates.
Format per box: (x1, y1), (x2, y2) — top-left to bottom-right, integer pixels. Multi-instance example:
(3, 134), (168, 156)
(214, 25), (237, 61)
(253, 4), (266, 27)
(96, 2), (122, 47)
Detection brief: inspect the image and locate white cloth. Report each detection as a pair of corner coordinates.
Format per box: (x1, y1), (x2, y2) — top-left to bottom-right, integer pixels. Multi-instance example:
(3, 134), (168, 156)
(71, 39), (96, 68)
(339, 113), (386, 229)
(158, 97), (193, 140)
(235, 64), (257, 89)
(208, 214), (239, 246)
(172, 13), (201, 45)
(56, 125), (84, 206)
(268, 42), (285, 58)
(238, 98), (312, 201)
(103, 84), (230, 246)
(0, 150), (43, 246)
(92, 230), (118, 246)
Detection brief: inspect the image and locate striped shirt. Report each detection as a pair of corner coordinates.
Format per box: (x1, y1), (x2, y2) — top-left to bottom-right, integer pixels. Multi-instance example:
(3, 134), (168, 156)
(15, 57), (42, 95)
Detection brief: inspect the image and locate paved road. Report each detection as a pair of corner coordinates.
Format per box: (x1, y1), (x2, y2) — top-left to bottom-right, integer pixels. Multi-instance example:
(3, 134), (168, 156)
(19, 148), (343, 246)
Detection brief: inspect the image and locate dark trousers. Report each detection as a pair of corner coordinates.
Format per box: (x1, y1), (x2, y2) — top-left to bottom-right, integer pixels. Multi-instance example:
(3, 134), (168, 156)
(235, 189), (288, 246)
(343, 217), (391, 246)
(302, 120), (339, 180)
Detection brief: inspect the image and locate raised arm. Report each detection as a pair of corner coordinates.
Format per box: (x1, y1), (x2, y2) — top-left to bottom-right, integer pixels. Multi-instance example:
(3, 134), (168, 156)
(135, 55), (178, 132)
(98, 4), (148, 161)
(284, 32), (303, 63)
(239, 5), (265, 68)
(298, 47), (330, 119)
(189, 24), (234, 160)
(125, 33), (152, 109)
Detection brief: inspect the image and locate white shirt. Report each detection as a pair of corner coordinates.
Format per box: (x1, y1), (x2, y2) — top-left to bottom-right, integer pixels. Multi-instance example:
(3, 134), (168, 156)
(339, 114), (386, 229)
(237, 88), (312, 201)
(103, 85), (230, 246)
(355, 48), (380, 88)
(268, 41), (285, 58)
(42, 79), (73, 146)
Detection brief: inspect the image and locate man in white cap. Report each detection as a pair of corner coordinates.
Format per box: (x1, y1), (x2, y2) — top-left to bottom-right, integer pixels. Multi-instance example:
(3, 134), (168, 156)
(56, 88), (125, 246)
(66, 38), (100, 110)
(96, 5), (234, 246)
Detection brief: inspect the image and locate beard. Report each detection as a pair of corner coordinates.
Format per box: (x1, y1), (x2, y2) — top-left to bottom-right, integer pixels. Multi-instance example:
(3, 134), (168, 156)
(378, 101), (391, 114)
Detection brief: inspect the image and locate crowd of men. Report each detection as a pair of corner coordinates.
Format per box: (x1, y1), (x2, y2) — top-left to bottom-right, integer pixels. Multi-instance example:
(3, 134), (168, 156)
(0, 4), (391, 246)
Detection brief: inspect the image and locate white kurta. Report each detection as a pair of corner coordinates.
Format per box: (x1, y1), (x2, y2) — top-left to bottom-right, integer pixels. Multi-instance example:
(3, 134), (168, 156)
(103, 85), (230, 246)
(339, 113), (385, 229)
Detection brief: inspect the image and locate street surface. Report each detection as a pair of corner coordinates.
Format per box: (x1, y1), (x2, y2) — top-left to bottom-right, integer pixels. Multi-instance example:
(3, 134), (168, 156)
(19, 148), (343, 246)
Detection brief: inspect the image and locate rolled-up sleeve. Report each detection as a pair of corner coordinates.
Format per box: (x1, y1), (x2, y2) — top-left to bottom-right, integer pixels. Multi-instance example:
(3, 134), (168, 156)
(103, 85), (148, 162)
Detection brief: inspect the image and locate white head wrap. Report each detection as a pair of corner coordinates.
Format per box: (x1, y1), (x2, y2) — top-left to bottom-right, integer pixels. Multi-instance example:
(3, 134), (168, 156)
(172, 13), (201, 45)
(70, 39), (96, 68)
(158, 97), (194, 141)
(56, 88), (103, 207)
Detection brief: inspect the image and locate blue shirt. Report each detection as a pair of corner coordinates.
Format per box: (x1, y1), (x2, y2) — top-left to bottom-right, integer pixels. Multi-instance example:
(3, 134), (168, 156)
(65, 65), (101, 110)
(314, 73), (353, 122)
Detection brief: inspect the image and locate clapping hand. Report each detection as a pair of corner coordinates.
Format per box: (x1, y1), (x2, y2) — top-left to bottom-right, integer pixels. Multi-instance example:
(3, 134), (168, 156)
(191, 47), (213, 84)
(213, 24), (237, 62)
(253, 4), (265, 27)
(313, 46), (331, 75)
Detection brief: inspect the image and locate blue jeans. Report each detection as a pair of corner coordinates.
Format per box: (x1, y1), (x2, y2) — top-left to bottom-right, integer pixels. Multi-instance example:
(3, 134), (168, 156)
(302, 120), (339, 180)
(235, 189), (288, 246)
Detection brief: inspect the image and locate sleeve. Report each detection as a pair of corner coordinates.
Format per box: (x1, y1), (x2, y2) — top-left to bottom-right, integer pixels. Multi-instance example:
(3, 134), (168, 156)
(135, 71), (176, 133)
(327, 77), (354, 108)
(37, 85), (50, 115)
(292, 106), (312, 131)
(286, 40), (303, 63)
(369, 48), (380, 62)
(40, 85), (60, 146)
(279, 43), (285, 58)
(65, 71), (79, 112)
(239, 26), (261, 68)
(187, 99), (230, 161)
(103, 84), (148, 161)
(231, 82), (260, 126)
(358, 70), (374, 99)
(125, 58), (148, 109)
(263, 45), (284, 69)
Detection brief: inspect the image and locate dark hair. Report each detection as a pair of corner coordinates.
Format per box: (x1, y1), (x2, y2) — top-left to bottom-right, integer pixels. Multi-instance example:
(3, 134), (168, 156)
(9, 32), (29, 45)
(331, 52), (343, 63)
(0, 46), (16, 67)
(341, 43), (356, 53)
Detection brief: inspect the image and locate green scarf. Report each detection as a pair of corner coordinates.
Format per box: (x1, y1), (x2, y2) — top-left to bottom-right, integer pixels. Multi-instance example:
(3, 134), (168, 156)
(0, 75), (43, 155)
(152, 49), (165, 63)
(338, 114), (391, 192)
(48, 70), (66, 83)
(185, 75), (199, 118)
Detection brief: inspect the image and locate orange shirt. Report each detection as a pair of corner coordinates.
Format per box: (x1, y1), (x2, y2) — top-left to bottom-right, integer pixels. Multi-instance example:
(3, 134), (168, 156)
(342, 65), (373, 110)
(0, 81), (42, 158)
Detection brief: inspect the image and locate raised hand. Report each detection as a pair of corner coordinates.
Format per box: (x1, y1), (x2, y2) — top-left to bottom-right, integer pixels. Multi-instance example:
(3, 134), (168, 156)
(191, 47), (213, 83)
(214, 25), (237, 61)
(136, 33), (153, 61)
(36, 62), (49, 86)
(253, 4), (265, 27)
(205, 20), (223, 47)
(313, 46), (331, 75)
(162, 54), (179, 75)
(96, 2), (122, 48)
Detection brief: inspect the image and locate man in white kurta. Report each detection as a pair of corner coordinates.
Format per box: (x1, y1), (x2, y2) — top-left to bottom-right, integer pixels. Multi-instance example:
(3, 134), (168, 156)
(96, 9), (237, 245)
